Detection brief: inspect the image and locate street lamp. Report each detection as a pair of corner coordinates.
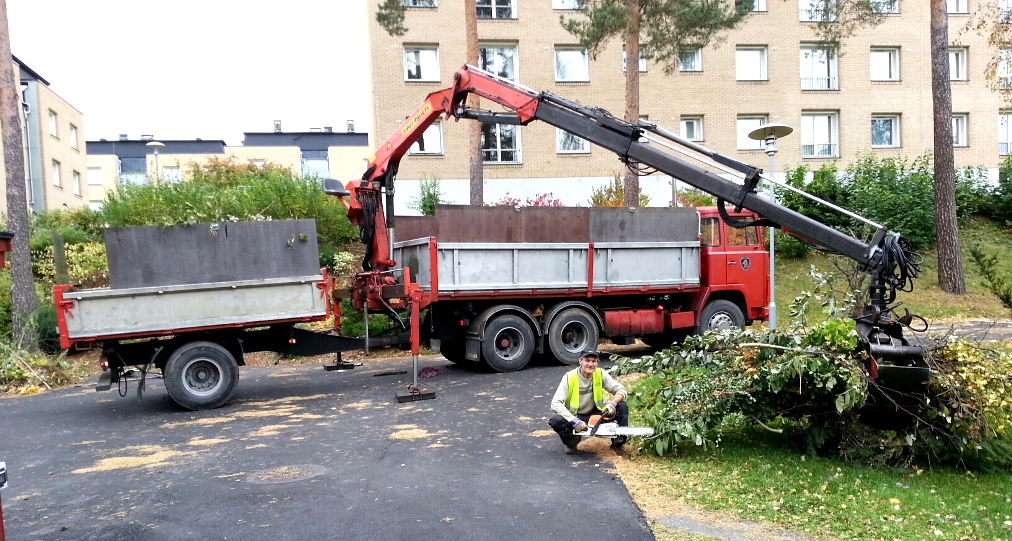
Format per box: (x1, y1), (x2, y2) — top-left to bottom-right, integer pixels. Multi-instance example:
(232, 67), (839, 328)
(146, 141), (165, 182)
(747, 123), (793, 331)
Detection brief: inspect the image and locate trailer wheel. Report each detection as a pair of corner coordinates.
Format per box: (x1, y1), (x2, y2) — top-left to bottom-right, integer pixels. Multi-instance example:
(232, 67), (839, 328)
(481, 314), (535, 372)
(439, 338), (466, 364)
(163, 341), (239, 410)
(696, 300), (745, 335)
(547, 308), (599, 365)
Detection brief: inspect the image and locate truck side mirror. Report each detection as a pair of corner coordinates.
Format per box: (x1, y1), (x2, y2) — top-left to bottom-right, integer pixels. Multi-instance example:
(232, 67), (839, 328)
(0, 461), (7, 490)
(323, 178), (351, 197)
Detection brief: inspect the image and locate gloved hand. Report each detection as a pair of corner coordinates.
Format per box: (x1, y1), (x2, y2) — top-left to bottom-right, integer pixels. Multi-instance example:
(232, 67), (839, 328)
(601, 401), (618, 419)
(570, 419), (588, 432)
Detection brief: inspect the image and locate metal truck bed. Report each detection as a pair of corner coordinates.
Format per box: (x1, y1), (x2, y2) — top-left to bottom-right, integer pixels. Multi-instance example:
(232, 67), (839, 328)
(57, 275), (328, 343)
(394, 239), (700, 294)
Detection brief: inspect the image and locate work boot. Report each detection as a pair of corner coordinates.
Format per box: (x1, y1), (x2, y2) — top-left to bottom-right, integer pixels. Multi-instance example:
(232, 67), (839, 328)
(565, 445), (580, 455)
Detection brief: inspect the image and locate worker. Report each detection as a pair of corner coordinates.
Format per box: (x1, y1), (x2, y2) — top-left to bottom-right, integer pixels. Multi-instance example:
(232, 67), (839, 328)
(548, 350), (628, 454)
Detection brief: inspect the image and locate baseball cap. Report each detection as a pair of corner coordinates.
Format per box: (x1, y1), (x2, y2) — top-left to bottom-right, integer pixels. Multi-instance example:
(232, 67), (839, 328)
(580, 350), (601, 358)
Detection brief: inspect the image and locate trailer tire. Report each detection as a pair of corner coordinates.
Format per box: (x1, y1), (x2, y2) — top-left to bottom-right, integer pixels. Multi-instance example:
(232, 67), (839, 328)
(439, 338), (467, 364)
(547, 308), (599, 365)
(163, 341), (239, 410)
(481, 314), (535, 372)
(696, 300), (745, 335)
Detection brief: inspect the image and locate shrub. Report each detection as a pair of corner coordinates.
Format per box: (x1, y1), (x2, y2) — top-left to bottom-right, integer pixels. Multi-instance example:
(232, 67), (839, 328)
(994, 154), (1012, 226)
(589, 175), (650, 207)
(31, 242), (109, 288)
(953, 165), (994, 220)
(491, 192), (565, 207)
(409, 174), (447, 216)
(774, 229), (810, 260)
(675, 187), (715, 207)
(844, 154), (936, 250)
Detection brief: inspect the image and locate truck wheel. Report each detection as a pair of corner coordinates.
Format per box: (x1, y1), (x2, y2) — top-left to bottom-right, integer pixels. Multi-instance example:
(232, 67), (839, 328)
(696, 300), (745, 335)
(640, 331), (687, 350)
(163, 341), (239, 410)
(547, 308), (599, 365)
(481, 314), (535, 372)
(439, 338), (466, 364)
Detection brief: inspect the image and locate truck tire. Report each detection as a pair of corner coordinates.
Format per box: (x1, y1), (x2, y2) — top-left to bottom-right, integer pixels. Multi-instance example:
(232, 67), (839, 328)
(439, 338), (467, 364)
(640, 331), (688, 350)
(481, 313), (535, 372)
(696, 300), (745, 335)
(163, 341), (239, 410)
(547, 308), (599, 365)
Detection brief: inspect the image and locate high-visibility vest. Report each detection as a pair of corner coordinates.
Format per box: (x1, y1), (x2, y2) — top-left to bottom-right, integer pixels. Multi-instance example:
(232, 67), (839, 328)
(566, 368), (604, 414)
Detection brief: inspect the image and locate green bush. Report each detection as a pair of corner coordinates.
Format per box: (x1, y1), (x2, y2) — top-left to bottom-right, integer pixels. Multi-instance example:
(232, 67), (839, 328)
(994, 154), (1012, 226)
(409, 174), (447, 216)
(953, 165), (994, 220)
(844, 154), (936, 250)
(774, 229), (810, 260)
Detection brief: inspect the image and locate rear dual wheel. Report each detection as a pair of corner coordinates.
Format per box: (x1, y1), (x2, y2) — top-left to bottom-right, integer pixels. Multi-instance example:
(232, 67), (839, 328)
(481, 314), (535, 372)
(546, 308), (599, 365)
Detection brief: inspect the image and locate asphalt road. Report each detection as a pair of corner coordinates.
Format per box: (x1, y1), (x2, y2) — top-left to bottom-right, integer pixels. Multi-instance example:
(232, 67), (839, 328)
(0, 355), (655, 541)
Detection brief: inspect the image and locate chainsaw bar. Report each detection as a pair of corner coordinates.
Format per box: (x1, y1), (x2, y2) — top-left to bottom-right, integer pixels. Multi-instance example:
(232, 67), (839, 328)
(574, 422), (654, 438)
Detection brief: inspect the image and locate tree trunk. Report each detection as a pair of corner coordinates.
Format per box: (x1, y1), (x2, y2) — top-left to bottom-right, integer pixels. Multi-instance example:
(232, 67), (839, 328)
(0, 0), (40, 350)
(465, 0), (484, 206)
(622, 0), (640, 208)
(930, 0), (965, 294)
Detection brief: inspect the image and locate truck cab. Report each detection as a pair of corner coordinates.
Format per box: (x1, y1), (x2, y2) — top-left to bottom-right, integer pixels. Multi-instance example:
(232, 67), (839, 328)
(697, 207), (770, 325)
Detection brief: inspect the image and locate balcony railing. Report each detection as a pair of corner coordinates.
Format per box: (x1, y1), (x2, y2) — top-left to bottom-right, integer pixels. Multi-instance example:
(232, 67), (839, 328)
(1000, 142), (1010, 155)
(802, 144), (838, 158)
(801, 77), (838, 90)
(799, 8), (836, 21)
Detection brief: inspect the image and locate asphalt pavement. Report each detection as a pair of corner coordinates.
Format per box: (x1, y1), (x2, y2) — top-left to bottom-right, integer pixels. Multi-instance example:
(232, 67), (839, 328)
(0, 355), (655, 541)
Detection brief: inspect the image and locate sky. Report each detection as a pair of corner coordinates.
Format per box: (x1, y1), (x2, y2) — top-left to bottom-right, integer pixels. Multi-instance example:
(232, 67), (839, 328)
(8, 0), (372, 146)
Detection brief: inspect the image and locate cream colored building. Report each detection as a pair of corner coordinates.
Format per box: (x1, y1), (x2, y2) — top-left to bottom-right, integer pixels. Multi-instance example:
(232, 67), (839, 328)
(368, 0), (1009, 212)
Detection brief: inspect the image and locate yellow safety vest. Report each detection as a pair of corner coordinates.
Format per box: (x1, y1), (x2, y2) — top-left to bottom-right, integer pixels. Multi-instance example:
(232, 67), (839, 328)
(567, 368), (604, 414)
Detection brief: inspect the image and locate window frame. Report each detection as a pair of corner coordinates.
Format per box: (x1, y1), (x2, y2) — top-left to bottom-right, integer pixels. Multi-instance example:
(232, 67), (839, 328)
(87, 167), (103, 186)
(745, 0), (767, 12)
(736, 115), (768, 150)
(69, 124), (79, 150)
(72, 170), (81, 196)
(557, 128), (590, 154)
(52, 159), (62, 187)
(404, 45), (440, 82)
(735, 46), (768, 81)
(476, 0), (516, 19)
(999, 111), (1012, 155)
(799, 44), (838, 90)
(481, 122), (522, 164)
(680, 116), (704, 142)
(870, 47), (900, 81)
(871, 114), (900, 148)
(478, 43), (518, 81)
(952, 113), (968, 147)
(869, 0), (898, 14)
(402, 0), (436, 7)
(409, 121), (445, 155)
(946, 0), (967, 13)
(679, 47), (702, 72)
(555, 47), (590, 82)
(799, 0), (837, 22)
(48, 110), (58, 138)
(552, 0), (580, 9)
(801, 111), (840, 158)
(949, 47), (968, 81)
(622, 50), (648, 73)
(163, 166), (182, 183)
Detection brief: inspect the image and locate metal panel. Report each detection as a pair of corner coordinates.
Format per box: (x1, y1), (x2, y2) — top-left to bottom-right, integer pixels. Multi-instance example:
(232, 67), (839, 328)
(64, 276), (326, 339)
(105, 219), (320, 289)
(589, 207), (699, 242)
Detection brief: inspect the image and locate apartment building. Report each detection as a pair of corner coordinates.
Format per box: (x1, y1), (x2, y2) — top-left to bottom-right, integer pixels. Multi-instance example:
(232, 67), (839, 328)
(0, 56), (89, 214)
(369, 0), (1008, 212)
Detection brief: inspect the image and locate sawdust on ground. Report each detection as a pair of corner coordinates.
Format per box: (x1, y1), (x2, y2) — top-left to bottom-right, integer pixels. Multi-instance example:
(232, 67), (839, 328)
(72, 446), (194, 474)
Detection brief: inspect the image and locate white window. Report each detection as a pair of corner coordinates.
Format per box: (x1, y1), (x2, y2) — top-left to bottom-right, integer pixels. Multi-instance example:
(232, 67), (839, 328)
(249, 159), (266, 169)
(301, 151), (330, 178)
(736, 47), (767, 80)
(736, 116), (767, 150)
(949, 48), (967, 81)
(801, 112), (839, 158)
(622, 50), (647, 73)
(404, 46), (439, 82)
(48, 110), (58, 138)
(869, 0), (897, 13)
(800, 45), (837, 90)
(481, 122), (521, 163)
(799, 0), (836, 22)
(747, 0), (767, 11)
(476, 0), (515, 19)
(679, 48), (701, 72)
(552, 0), (580, 8)
(163, 166), (181, 183)
(409, 121), (444, 155)
(402, 0), (436, 7)
(1000, 112), (1012, 155)
(52, 160), (61, 187)
(946, 0), (967, 13)
(87, 167), (104, 186)
(999, 49), (1012, 89)
(871, 115), (900, 148)
(952, 114), (968, 147)
(680, 117), (703, 141)
(69, 125), (78, 150)
(88, 201), (103, 211)
(870, 48), (900, 81)
(72, 170), (81, 196)
(479, 44), (517, 81)
(557, 128), (589, 153)
(556, 48), (589, 81)
(1002, 0), (1012, 15)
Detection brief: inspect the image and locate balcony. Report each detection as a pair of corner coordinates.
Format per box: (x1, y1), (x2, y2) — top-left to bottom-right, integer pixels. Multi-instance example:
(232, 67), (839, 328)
(801, 77), (838, 90)
(799, 7), (836, 22)
(802, 144), (838, 158)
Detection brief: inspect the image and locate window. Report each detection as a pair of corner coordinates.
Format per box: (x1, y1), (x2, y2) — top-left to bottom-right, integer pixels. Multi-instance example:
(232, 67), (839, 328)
(736, 47), (767, 80)
(88, 201), (103, 211)
(1002, 0), (1012, 15)
(952, 114), (967, 147)
(557, 128), (589, 153)
(679, 48), (701, 72)
(72, 170), (81, 196)
(556, 48), (589, 81)
(402, 0), (436, 6)
(727, 216), (759, 246)
(476, 0), (515, 19)
(999, 49), (1012, 89)
(947, 0), (967, 13)
(870, 48), (900, 81)
(404, 46), (439, 82)
(871, 115), (900, 148)
(869, 0), (897, 13)
(552, 0), (580, 8)
(249, 159), (266, 169)
(479, 44), (517, 81)
(1000, 112), (1012, 155)
(799, 0), (836, 22)
(118, 157), (148, 185)
(52, 160), (61, 187)
(801, 112), (839, 158)
(800, 45), (838, 90)
(738, 0), (766, 11)
(48, 110), (58, 138)
(301, 151), (330, 178)
(481, 122), (521, 163)
(700, 218), (720, 247)
(163, 166), (181, 183)
(949, 48), (967, 81)
(622, 50), (648, 73)
(736, 116), (767, 150)
(87, 167), (103, 186)
(409, 121), (444, 155)
(69, 125), (78, 150)
(680, 117), (703, 141)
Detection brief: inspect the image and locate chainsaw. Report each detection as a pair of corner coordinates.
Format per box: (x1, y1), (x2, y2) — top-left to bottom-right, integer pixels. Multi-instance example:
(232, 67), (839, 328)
(573, 415), (655, 438)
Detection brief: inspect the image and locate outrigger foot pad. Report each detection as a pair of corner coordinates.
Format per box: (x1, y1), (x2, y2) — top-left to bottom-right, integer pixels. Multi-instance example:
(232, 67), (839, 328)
(396, 387), (437, 403)
(324, 361), (362, 371)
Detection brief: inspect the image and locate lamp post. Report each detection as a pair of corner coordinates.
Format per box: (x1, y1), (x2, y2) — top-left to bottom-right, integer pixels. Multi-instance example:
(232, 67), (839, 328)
(747, 123), (793, 330)
(146, 141), (165, 183)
